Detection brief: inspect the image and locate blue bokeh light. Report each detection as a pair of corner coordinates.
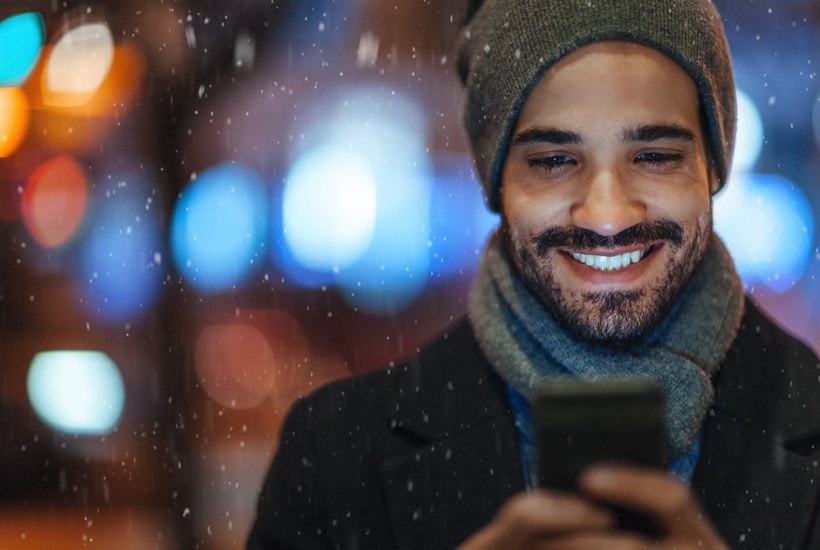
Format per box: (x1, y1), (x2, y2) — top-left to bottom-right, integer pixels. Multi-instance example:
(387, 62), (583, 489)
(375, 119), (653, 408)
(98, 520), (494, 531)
(428, 155), (498, 279)
(78, 172), (164, 323)
(276, 86), (434, 313)
(0, 12), (44, 86)
(27, 350), (125, 435)
(171, 163), (268, 292)
(334, 170), (432, 313)
(813, 90), (820, 150)
(715, 173), (815, 293)
(715, 85), (816, 294)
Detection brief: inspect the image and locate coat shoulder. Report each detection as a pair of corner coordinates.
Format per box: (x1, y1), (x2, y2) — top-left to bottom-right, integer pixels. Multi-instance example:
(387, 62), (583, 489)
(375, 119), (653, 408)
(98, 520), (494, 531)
(719, 296), (820, 438)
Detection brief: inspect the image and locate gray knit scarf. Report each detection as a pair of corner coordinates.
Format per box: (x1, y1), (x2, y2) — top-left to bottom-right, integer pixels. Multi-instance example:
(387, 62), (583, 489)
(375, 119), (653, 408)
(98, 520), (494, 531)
(468, 231), (745, 459)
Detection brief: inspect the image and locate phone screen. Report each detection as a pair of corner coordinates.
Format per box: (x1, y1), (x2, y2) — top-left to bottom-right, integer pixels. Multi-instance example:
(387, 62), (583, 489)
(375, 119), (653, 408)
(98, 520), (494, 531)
(534, 378), (666, 490)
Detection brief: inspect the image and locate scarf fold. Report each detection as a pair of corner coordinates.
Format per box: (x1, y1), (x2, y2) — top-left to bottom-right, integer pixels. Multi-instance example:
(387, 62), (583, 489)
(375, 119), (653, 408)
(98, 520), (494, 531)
(468, 231), (744, 459)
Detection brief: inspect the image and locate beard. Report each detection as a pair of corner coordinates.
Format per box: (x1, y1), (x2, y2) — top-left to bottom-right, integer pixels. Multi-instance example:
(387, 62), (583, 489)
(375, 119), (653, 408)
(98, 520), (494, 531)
(502, 216), (712, 345)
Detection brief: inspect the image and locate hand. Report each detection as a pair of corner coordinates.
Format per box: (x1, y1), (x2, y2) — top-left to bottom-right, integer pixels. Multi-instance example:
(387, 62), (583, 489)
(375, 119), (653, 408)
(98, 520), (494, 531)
(456, 488), (615, 549)
(457, 465), (729, 549)
(576, 465), (729, 549)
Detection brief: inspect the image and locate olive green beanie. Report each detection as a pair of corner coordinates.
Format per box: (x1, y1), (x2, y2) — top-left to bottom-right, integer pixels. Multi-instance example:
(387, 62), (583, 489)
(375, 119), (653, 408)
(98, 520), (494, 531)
(456, 0), (736, 212)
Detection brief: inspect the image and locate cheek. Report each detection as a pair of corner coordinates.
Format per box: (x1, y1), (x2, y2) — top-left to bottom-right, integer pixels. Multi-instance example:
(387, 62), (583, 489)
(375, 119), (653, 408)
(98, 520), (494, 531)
(502, 190), (571, 236)
(503, 222), (533, 263)
(647, 186), (710, 224)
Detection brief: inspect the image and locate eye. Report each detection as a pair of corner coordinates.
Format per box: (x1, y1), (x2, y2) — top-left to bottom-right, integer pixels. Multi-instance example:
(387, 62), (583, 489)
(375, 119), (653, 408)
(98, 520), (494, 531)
(527, 154), (576, 174)
(634, 151), (684, 168)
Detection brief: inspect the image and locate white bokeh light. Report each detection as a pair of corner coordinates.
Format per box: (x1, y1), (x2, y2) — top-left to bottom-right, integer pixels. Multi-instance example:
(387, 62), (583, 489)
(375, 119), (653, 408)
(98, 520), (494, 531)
(732, 89), (764, 174)
(282, 146), (377, 272)
(43, 22), (114, 105)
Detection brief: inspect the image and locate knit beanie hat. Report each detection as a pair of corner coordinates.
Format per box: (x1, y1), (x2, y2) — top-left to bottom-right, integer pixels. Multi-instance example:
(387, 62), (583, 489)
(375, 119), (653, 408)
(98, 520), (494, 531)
(456, 0), (736, 212)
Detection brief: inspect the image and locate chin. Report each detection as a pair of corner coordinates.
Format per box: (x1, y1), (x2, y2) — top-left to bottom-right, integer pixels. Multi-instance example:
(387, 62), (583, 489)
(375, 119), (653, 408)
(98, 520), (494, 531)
(552, 287), (670, 345)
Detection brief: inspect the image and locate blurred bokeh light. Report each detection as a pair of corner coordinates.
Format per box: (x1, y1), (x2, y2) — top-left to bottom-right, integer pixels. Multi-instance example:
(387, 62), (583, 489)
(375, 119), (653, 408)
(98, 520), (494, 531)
(428, 155), (498, 278)
(276, 85), (434, 313)
(78, 169), (165, 323)
(0, 87), (30, 157)
(22, 154), (88, 248)
(732, 89), (764, 173)
(42, 22), (114, 108)
(715, 86), (816, 293)
(0, 12), (44, 87)
(283, 145), (377, 273)
(715, 173), (815, 293)
(813, 90), (820, 149)
(171, 163), (268, 292)
(195, 324), (277, 409)
(27, 350), (125, 435)
(23, 43), (147, 156)
(194, 310), (309, 409)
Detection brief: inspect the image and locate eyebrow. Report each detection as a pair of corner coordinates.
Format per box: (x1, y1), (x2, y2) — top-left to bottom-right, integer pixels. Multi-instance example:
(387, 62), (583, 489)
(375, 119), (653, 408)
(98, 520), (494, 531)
(622, 124), (695, 143)
(510, 124), (696, 147)
(511, 128), (582, 146)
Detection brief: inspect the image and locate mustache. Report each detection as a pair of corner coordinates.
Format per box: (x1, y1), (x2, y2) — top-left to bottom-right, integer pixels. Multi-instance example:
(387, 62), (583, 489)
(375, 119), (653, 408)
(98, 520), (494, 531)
(532, 221), (684, 256)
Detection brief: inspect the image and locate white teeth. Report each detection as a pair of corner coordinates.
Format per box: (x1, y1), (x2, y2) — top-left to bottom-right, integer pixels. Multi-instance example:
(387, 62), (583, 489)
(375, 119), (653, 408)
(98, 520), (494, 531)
(571, 248), (648, 272)
(621, 252), (632, 267)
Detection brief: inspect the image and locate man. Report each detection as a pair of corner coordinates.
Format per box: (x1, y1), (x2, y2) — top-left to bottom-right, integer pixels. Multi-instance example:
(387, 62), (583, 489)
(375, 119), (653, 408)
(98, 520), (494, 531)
(248, 1), (820, 548)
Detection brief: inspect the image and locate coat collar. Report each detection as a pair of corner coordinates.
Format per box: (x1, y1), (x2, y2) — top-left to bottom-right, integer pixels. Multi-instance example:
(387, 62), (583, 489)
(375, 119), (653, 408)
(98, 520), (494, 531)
(383, 317), (512, 442)
(380, 318), (525, 550)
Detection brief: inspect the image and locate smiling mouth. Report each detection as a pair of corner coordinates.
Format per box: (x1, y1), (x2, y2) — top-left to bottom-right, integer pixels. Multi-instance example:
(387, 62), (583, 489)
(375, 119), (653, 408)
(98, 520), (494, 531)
(568, 245), (655, 272)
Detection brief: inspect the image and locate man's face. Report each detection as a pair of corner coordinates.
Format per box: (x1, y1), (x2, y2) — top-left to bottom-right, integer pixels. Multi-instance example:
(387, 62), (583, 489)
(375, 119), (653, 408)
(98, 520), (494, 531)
(500, 41), (714, 344)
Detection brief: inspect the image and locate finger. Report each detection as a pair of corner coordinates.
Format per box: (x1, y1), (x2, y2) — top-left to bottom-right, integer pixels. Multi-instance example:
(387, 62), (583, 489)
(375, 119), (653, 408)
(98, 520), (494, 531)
(537, 531), (652, 550)
(457, 490), (617, 549)
(578, 465), (707, 535)
(495, 489), (616, 536)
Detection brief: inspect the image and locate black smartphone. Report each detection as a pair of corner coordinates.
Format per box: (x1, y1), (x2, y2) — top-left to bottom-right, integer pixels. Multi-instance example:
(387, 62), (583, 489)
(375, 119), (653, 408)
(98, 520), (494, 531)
(534, 377), (666, 490)
(534, 378), (666, 535)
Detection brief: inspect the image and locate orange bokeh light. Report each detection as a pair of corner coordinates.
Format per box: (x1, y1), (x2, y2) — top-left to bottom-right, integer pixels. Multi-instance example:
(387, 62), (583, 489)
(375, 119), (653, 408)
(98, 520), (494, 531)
(0, 87), (30, 157)
(22, 154), (88, 248)
(194, 310), (311, 409)
(24, 44), (146, 152)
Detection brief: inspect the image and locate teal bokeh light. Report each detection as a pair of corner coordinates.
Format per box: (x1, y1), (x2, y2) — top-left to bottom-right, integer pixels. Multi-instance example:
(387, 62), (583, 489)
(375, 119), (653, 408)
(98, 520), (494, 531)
(27, 351), (126, 435)
(0, 12), (45, 86)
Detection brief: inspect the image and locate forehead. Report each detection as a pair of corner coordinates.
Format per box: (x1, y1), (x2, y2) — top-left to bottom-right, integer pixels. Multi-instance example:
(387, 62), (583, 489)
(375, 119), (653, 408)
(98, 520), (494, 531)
(515, 41), (702, 136)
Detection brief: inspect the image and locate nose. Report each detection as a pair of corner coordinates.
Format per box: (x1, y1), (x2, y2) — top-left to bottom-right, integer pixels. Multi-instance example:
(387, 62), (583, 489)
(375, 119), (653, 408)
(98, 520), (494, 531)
(570, 168), (645, 237)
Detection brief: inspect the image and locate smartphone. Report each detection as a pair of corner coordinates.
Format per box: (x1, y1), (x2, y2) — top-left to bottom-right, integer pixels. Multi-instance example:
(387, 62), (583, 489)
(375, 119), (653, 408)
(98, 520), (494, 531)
(534, 378), (666, 535)
(534, 377), (666, 489)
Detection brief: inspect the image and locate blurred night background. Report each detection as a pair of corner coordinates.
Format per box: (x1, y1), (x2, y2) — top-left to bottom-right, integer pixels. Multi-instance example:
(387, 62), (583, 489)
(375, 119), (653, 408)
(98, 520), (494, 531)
(0, 0), (818, 548)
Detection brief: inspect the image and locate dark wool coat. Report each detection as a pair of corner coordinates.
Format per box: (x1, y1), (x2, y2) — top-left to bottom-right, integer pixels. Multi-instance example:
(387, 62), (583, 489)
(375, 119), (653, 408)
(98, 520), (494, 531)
(247, 298), (820, 550)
